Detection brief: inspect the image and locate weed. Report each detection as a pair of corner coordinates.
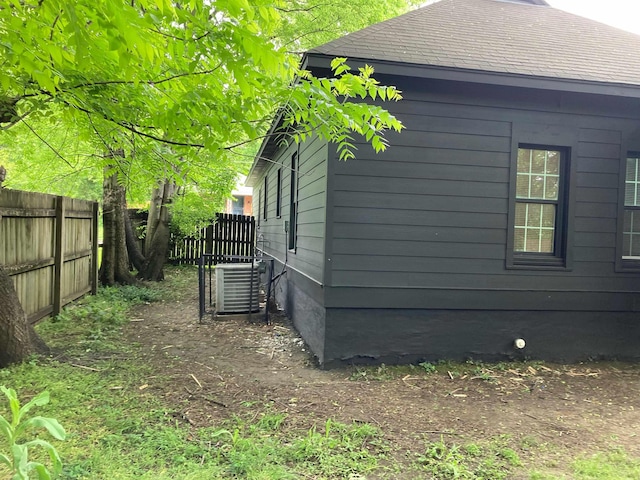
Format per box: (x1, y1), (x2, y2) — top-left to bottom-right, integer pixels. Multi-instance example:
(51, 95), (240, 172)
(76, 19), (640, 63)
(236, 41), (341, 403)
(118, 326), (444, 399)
(349, 367), (370, 381)
(471, 366), (496, 382)
(348, 363), (396, 382)
(416, 437), (521, 480)
(419, 361), (437, 374)
(573, 448), (640, 479)
(0, 387), (66, 479)
(37, 284), (159, 355)
(520, 437), (543, 454)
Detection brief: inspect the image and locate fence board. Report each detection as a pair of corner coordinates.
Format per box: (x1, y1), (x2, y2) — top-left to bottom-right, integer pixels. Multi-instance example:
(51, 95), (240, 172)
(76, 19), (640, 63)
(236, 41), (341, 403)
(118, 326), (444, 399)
(170, 213), (255, 265)
(0, 189), (99, 324)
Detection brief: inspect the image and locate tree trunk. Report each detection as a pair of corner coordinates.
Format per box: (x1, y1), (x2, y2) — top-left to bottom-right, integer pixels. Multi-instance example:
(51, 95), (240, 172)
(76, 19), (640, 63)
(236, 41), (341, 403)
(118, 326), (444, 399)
(125, 212), (145, 272)
(145, 185), (163, 255)
(0, 266), (49, 368)
(138, 180), (176, 281)
(99, 166), (136, 286)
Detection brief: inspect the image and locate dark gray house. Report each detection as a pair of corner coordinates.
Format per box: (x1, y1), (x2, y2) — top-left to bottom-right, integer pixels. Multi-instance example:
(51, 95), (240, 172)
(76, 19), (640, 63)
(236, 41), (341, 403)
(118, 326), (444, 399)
(247, 0), (640, 367)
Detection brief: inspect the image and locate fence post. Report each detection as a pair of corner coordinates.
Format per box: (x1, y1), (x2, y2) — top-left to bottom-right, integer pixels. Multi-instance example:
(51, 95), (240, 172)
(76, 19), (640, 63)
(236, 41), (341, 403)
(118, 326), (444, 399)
(198, 255), (205, 321)
(52, 196), (65, 316)
(91, 201), (99, 294)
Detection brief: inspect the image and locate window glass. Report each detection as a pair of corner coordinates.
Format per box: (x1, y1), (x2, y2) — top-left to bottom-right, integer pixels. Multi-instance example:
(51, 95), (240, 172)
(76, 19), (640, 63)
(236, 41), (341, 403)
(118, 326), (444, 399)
(623, 156), (640, 259)
(514, 147), (562, 255)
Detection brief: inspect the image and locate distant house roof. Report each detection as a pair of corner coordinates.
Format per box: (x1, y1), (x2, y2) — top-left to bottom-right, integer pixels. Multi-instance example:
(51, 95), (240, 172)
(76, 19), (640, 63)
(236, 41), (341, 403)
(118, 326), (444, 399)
(309, 0), (640, 88)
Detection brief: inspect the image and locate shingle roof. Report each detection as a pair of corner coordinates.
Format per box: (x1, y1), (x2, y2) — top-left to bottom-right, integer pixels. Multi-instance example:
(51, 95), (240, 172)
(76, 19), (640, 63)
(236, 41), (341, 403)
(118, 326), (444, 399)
(309, 0), (640, 87)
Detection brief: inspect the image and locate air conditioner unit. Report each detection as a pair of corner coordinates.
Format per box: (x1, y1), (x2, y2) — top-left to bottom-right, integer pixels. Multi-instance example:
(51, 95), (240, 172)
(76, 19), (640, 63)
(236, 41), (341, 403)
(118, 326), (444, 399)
(215, 263), (260, 314)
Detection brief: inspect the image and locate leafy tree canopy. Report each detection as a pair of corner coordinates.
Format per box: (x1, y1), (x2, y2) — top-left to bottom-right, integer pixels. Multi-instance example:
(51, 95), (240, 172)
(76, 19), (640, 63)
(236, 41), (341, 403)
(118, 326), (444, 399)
(1, 0), (404, 178)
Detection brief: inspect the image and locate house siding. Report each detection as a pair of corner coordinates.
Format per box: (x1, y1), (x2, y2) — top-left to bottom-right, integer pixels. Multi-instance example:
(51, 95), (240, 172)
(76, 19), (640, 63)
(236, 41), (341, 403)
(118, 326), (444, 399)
(253, 75), (640, 366)
(255, 134), (329, 360)
(325, 78), (640, 304)
(307, 77), (640, 365)
(256, 135), (329, 284)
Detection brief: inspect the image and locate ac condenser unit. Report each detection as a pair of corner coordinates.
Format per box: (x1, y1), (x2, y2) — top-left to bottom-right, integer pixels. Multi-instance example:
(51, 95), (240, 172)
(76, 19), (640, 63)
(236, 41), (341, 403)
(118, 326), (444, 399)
(215, 263), (260, 313)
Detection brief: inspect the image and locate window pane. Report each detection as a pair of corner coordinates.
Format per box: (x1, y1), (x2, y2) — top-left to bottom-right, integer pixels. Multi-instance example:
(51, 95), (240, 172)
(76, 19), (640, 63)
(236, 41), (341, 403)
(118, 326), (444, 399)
(517, 148), (561, 201)
(545, 177), (559, 200)
(633, 234), (640, 258)
(514, 228), (525, 251)
(541, 204), (555, 227)
(517, 149), (531, 172)
(540, 229), (554, 253)
(625, 184), (637, 206)
(626, 158), (637, 182)
(530, 175), (544, 198)
(515, 202), (556, 253)
(526, 203), (541, 226)
(516, 175), (530, 198)
(525, 229), (541, 252)
(545, 151), (560, 174)
(625, 157), (640, 207)
(515, 203), (527, 227)
(532, 150), (546, 173)
(623, 209), (640, 258)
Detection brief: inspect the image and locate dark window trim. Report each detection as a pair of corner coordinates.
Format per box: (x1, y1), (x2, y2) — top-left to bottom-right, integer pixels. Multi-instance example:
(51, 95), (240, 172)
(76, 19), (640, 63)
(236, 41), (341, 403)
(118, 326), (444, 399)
(256, 187), (261, 226)
(616, 150), (640, 272)
(506, 123), (577, 271)
(276, 167), (282, 218)
(263, 176), (268, 220)
(288, 150), (298, 252)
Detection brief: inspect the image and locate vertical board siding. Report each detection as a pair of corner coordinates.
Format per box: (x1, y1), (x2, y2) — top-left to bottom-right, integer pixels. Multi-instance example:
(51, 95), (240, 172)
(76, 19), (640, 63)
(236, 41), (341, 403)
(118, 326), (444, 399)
(0, 189), (98, 323)
(256, 135), (328, 284)
(170, 213), (255, 265)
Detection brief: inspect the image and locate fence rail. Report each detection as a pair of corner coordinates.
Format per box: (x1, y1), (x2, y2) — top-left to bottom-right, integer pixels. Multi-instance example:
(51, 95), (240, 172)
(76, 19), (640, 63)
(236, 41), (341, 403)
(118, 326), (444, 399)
(171, 213), (255, 265)
(0, 189), (99, 324)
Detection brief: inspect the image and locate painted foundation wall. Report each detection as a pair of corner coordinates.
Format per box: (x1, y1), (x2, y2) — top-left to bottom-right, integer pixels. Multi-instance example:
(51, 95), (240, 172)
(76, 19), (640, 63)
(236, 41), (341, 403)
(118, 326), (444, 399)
(322, 308), (640, 367)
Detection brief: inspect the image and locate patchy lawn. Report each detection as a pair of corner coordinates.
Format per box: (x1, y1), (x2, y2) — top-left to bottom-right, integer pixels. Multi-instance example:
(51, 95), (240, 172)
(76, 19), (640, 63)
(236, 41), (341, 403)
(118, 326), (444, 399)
(2, 266), (639, 479)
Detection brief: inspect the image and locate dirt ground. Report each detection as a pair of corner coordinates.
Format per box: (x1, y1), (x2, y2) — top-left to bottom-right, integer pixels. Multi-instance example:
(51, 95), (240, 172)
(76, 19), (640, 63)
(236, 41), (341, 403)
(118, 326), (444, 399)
(126, 269), (640, 476)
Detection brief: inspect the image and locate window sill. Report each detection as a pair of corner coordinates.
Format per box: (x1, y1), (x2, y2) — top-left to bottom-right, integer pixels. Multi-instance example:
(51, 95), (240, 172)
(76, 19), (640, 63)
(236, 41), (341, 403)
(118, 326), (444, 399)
(616, 260), (640, 273)
(507, 254), (569, 271)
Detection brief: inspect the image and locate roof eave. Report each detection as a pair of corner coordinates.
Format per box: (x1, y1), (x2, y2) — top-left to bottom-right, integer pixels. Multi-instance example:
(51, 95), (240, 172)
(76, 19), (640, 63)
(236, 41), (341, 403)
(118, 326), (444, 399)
(246, 56), (311, 188)
(306, 52), (640, 99)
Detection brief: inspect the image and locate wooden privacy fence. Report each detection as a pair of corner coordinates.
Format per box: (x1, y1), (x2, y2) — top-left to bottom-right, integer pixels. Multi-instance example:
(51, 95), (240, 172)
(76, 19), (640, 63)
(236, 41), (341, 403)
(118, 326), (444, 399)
(0, 189), (99, 324)
(171, 213), (255, 265)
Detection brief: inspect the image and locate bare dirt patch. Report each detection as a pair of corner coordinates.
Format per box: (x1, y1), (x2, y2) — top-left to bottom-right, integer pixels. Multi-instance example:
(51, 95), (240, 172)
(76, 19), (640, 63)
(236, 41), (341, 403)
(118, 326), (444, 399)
(126, 268), (640, 476)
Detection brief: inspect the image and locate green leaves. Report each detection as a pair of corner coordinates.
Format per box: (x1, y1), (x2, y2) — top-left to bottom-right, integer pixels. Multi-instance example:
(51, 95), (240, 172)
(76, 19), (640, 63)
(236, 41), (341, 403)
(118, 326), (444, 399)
(284, 59), (404, 162)
(1, 0), (407, 205)
(0, 386), (66, 480)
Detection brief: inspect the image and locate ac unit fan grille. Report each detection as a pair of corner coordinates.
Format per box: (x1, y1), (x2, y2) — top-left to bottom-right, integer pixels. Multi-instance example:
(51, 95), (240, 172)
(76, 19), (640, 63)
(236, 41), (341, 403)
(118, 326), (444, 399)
(215, 263), (260, 313)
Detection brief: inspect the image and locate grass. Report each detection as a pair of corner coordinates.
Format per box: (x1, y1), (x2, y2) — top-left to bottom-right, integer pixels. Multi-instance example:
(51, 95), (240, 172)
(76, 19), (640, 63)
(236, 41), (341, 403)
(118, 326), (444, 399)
(0, 357), (390, 479)
(415, 436), (521, 480)
(0, 270), (394, 479)
(1, 267), (639, 479)
(529, 448), (640, 480)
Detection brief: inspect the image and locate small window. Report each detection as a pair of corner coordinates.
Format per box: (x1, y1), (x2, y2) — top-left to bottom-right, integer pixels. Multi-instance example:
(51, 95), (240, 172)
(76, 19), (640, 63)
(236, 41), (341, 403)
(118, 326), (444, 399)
(288, 152), (298, 251)
(510, 145), (568, 267)
(276, 168), (282, 218)
(622, 155), (640, 263)
(263, 176), (268, 220)
(256, 188), (261, 226)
